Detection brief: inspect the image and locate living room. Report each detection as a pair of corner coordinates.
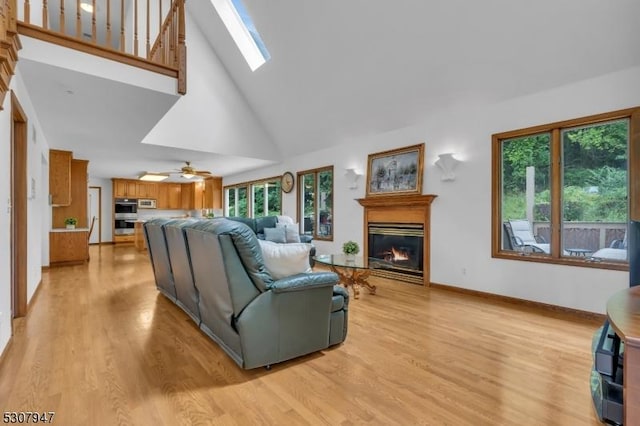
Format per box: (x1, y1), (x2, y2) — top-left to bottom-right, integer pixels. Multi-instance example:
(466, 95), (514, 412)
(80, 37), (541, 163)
(0, 0), (639, 424)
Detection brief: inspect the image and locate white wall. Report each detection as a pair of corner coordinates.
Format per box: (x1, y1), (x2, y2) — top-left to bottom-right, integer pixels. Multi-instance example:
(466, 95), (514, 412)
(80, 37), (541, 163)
(141, 6), (281, 161)
(226, 65), (640, 314)
(0, 68), (51, 356)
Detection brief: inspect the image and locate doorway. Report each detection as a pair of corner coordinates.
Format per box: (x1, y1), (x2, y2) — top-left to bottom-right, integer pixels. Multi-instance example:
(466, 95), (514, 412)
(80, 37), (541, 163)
(88, 186), (102, 244)
(10, 92), (27, 319)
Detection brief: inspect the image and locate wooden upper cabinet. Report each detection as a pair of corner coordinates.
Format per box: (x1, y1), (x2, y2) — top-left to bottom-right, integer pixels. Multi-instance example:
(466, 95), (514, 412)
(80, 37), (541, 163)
(167, 184), (182, 209)
(181, 183), (193, 210)
(113, 179), (138, 198)
(156, 184), (169, 209)
(52, 159), (88, 228)
(137, 182), (158, 199)
(192, 182), (204, 210)
(204, 177), (222, 209)
(49, 149), (72, 206)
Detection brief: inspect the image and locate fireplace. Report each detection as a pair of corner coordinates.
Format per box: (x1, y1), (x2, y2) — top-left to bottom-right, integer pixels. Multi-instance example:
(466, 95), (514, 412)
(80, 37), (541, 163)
(368, 223), (423, 283)
(357, 194), (436, 286)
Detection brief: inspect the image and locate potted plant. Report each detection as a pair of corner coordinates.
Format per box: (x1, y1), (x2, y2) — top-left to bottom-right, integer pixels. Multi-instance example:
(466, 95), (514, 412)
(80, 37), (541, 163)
(64, 217), (78, 229)
(342, 240), (359, 261)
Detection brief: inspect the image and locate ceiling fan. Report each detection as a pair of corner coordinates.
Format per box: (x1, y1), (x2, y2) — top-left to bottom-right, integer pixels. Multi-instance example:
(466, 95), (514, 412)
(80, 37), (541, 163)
(140, 161), (214, 181)
(172, 161), (214, 179)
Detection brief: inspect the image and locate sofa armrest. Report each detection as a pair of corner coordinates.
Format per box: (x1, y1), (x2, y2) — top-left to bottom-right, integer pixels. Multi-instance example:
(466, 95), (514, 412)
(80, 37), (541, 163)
(269, 272), (338, 293)
(299, 235), (313, 243)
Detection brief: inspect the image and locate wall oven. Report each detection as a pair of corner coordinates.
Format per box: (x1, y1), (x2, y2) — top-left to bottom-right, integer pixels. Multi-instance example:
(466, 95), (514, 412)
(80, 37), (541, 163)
(114, 199), (138, 235)
(115, 198), (138, 214)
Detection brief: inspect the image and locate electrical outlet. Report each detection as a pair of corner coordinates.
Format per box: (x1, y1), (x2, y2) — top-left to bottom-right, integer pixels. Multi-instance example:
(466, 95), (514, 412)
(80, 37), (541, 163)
(461, 267), (467, 275)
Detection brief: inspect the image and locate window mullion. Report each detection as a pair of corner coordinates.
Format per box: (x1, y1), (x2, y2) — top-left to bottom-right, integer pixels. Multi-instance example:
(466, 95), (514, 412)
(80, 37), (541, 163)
(630, 110), (640, 220)
(550, 128), (562, 258)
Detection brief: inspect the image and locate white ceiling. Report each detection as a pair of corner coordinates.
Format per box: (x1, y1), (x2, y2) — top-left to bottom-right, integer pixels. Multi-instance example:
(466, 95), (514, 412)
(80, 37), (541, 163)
(190, 0), (640, 155)
(17, 0), (640, 180)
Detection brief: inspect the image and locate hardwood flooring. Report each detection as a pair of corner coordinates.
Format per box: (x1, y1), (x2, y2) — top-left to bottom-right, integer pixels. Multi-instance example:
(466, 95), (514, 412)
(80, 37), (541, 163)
(0, 245), (604, 425)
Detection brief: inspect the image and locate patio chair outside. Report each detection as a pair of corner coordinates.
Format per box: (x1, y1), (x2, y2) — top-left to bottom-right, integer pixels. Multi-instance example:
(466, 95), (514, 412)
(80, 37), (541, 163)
(505, 219), (550, 254)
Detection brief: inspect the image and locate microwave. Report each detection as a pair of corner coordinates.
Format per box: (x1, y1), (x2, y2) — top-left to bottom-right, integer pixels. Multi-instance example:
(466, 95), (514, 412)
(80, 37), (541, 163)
(138, 199), (156, 209)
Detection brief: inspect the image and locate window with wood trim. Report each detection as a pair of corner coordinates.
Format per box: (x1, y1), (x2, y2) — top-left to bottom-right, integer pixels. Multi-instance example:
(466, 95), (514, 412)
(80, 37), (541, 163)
(224, 176), (282, 218)
(297, 166), (333, 241)
(492, 107), (640, 270)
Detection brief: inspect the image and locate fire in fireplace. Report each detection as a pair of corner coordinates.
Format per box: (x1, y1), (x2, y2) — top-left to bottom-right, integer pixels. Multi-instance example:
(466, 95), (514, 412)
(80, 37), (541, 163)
(368, 223), (423, 283)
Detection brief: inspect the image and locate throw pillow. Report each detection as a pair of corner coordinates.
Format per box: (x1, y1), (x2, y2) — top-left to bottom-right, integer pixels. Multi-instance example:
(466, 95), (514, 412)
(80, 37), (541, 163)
(258, 240), (312, 280)
(264, 227), (287, 243)
(277, 215), (295, 225)
(276, 223), (302, 243)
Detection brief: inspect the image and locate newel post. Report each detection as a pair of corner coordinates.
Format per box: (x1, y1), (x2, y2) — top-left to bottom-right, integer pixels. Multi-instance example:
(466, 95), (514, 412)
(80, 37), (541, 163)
(177, 0), (186, 95)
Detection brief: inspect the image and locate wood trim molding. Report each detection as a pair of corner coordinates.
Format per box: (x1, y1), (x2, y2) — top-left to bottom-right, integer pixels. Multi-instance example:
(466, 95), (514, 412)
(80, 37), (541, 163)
(357, 194), (437, 286)
(11, 91), (27, 318)
(431, 282), (606, 323)
(17, 22), (179, 78)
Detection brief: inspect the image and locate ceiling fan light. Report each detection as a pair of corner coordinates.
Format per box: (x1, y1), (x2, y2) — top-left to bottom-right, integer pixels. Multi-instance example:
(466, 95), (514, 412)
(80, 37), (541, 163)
(139, 172), (169, 182)
(182, 173), (195, 179)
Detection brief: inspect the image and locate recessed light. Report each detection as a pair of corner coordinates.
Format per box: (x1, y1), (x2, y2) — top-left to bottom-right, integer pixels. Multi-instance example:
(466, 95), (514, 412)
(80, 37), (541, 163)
(80, 2), (93, 13)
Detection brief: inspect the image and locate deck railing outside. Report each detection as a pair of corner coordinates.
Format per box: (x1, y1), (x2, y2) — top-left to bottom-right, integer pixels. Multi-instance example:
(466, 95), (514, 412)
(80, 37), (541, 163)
(16, 0), (186, 94)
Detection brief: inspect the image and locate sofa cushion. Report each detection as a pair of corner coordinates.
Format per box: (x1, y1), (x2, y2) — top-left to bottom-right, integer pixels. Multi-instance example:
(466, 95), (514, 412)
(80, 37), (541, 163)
(276, 223), (302, 243)
(226, 216), (257, 233)
(264, 227), (287, 243)
(258, 240), (312, 279)
(255, 216), (278, 235)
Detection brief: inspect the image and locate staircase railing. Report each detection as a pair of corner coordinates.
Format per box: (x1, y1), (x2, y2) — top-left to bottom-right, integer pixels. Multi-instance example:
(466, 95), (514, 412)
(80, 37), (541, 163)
(16, 0), (186, 94)
(0, 0), (21, 110)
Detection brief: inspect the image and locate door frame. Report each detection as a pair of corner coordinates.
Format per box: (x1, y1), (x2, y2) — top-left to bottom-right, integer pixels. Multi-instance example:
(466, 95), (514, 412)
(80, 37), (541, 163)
(89, 186), (102, 244)
(10, 91), (27, 319)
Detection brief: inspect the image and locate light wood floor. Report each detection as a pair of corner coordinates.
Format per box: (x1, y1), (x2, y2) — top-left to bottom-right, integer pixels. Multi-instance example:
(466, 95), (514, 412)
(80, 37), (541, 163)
(0, 245), (604, 425)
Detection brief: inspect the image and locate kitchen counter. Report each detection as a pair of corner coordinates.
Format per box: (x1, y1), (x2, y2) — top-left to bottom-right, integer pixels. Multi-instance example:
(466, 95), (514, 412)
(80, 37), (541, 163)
(49, 229), (89, 265)
(50, 227), (89, 232)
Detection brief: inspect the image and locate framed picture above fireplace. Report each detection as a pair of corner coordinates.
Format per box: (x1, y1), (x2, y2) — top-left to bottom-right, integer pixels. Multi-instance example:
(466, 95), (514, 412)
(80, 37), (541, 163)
(366, 143), (424, 197)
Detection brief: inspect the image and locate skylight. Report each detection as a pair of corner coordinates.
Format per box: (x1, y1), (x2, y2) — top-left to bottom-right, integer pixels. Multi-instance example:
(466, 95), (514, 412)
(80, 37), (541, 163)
(210, 0), (271, 71)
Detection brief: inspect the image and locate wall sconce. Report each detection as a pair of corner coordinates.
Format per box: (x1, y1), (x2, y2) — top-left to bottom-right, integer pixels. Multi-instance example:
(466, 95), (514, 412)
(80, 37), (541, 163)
(345, 168), (362, 189)
(435, 153), (461, 181)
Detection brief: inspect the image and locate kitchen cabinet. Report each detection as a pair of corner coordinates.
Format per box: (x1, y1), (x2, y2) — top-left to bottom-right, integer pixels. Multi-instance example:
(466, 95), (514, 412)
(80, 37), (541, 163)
(52, 159), (88, 228)
(137, 182), (158, 199)
(113, 179), (138, 198)
(181, 183), (193, 210)
(156, 184), (169, 209)
(167, 183), (182, 209)
(50, 229), (89, 265)
(203, 177), (222, 209)
(49, 149), (72, 206)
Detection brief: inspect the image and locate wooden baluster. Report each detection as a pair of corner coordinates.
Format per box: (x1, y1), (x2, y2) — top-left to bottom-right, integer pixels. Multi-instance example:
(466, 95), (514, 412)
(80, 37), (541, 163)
(133, 0), (138, 56)
(75, 0), (80, 38)
(59, 0), (64, 34)
(145, 0), (150, 57)
(23, 0), (29, 24)
(119, 0), (124, 52)
(91, 0), (96, 43)
(42, 0), (48, 29)
(106, 0), (111, 48)
(169, 1), (175, 66)
(158, 0), (163, 63)
(177, 0), (186, 94)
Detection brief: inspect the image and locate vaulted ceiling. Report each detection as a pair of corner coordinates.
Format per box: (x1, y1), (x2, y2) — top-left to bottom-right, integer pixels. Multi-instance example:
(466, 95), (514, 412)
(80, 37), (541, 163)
(18, 0), (640, 179)
(191, 0), (640, 157)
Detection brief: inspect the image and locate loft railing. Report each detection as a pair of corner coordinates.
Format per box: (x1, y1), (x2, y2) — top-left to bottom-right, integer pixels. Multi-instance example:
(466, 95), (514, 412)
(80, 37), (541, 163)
(16, 0), (186, 94)
(0, 0), (21, 109)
